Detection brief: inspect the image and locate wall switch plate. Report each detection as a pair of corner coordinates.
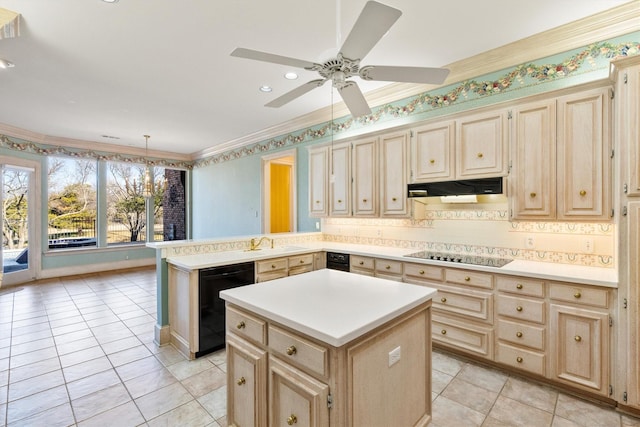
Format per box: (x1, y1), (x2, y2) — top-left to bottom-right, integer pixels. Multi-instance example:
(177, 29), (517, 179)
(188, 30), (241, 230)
(388, 346), (401, 367)
(525, 235), (535, 249)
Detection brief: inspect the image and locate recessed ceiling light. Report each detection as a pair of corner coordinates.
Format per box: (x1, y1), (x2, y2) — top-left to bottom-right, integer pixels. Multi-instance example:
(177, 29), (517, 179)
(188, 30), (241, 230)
(284, 72), (298, 80)
(259, 85), (272, 93)
(0, 59), (15, 69)
(101, 0), (119, 3)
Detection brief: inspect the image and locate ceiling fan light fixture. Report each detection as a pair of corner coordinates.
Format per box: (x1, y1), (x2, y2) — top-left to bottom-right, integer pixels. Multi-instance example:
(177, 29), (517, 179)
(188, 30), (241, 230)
(0, 59), (15, 69)
(284, 72), (298, 80)
(259, 85), (272, 93)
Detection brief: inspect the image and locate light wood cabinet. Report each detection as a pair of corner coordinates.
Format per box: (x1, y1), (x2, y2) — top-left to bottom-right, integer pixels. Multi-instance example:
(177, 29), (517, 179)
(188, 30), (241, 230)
(617, 61), (640, 196)
(374, 258), (403, 281)
(256, 253), (315, 282)
(411, 121), (455, 182)
(329, 142), (351, 216)
(625, 202), (640, 408)
(352, 137), (378, 217)
(456, 109), (509, 179)
(308, 146), (328, 217)
(167, 264), (199, 359)
(380, 131), (410, 216)
(349, 254), (374, 276)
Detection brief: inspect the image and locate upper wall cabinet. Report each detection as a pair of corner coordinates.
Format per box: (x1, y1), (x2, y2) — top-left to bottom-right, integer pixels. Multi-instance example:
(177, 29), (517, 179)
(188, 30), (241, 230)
(329, 142), (352, 217)
(614, 60), (640, 197)
(308, 146), (328, 217)
(380, 131), (410, 216)
(352, 137), (379, 217)
(456, 110), (509, 179)
(411, 121), (455, 182)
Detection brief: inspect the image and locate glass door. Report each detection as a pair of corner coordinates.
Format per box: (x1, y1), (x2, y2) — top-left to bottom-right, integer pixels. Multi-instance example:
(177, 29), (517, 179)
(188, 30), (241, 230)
(1, 158), (39, 286)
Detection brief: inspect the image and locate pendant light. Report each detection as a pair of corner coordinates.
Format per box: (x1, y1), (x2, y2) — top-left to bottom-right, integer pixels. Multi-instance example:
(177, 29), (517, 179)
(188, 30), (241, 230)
(143, 135), (153, 198)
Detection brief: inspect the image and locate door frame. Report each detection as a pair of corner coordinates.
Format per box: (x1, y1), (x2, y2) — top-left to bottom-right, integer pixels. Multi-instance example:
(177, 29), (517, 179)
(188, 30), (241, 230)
(0, 156), (41, 285)
(261, 149), (297, 234)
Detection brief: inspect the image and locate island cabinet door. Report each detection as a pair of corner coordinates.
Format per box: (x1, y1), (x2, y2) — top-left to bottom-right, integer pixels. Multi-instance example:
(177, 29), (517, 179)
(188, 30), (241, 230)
(227, 335), (268, 427)
(269, 355), (329, 427)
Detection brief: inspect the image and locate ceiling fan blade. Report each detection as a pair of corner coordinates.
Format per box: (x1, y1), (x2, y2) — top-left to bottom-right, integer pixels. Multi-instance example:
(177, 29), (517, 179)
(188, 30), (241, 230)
(337, 82), (372, 117)
(265, 79), (327, 108)
(360, 65), (450, 84)
(231, 48), (317, 69)
(339, 1), (402, 61)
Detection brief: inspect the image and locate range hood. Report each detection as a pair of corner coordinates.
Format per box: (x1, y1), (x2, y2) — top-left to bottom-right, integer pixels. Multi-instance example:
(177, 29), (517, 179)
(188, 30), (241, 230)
(407, 177), (503, 198)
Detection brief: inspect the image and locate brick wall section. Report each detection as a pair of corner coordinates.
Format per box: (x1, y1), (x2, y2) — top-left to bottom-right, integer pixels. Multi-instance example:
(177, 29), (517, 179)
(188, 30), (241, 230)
(163, 169), (186, 240)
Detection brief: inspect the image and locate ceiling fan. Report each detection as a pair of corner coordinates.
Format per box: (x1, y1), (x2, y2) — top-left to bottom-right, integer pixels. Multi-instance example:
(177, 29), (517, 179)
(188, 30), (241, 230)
(231, 1), (449, 118)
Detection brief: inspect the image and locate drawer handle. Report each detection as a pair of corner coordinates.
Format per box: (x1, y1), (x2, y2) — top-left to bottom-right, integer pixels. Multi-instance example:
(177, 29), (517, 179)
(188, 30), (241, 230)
(464, 276), (471, 282)
(516, 331), (523, 338)
(574, 335), (582, 342)
(441, 329), (447, 335)
(579, 190), (587, 196)
(392, 197), (397, 202)
(287, 414), (298, 425)
(530, 192), (536, 198)
(359, 261), (364, 265)
(236, 321), (246, 330)
(237, 376), (246, 386)
(271, 264), (276, 269)
(315, 200), (320, 204)
(286, 345), (297, 356)
(516, 356), (523, 363)
(299, 260), (304, 264)
(337, 199), (342, 203)
(574, 292), (582, 299)
(419, 270), (425, 275)
(516, 284), (523, 290)
(477, 152), (484, 158)
(429, 159), (435, 164)
(385, 265), (391, 270)
(440, 297), (447, 303)
(516, 306), (523, 312)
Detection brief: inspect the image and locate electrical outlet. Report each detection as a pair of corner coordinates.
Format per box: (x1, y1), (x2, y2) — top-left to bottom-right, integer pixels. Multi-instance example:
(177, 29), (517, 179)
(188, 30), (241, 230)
(315, 221), (320, 230)
(377, 229), (383, 238)
(388, 346), (401, 367)
(582, 238), (595, 254)
(525, 235), (535, 249)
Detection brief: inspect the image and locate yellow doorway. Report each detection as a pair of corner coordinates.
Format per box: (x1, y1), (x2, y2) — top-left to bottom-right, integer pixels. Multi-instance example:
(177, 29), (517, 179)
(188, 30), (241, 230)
(262, 149), (296, 233)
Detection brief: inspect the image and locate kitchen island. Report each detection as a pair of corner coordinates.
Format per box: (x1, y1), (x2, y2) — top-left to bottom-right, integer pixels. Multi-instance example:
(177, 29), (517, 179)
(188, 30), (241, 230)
(220, 269), (438, 427)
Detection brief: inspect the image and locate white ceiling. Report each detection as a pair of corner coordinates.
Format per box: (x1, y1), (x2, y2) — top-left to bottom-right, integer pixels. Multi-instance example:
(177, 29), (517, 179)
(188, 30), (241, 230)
(0, 0), (633, 156)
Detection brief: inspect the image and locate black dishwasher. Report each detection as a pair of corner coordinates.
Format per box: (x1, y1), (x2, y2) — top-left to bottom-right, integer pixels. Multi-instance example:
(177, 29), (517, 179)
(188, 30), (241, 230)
(197, 261), (255, 357)
(326, 252), (350, 272)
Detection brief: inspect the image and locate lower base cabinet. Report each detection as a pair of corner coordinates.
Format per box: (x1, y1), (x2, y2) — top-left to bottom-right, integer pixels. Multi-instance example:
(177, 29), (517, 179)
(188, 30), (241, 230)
(227, 335), (268, 427)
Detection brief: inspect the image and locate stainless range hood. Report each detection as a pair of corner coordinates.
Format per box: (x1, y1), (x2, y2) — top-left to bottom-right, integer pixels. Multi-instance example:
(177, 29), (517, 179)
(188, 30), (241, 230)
(407, 177), (503, 198)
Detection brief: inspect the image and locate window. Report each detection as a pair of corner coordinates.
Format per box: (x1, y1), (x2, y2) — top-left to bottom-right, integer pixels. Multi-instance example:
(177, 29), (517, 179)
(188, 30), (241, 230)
(106, 162), (149, 245)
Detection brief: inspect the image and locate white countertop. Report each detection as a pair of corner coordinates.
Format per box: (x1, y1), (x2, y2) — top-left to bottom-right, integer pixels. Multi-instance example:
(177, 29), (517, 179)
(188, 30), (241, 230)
(165, 241), (618, 287)
(220, 269), (437, 347)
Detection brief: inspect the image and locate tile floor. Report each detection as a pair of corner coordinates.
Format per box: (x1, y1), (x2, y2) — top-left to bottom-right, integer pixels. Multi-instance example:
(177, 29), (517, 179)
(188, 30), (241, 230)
(1, 267), (639, 427)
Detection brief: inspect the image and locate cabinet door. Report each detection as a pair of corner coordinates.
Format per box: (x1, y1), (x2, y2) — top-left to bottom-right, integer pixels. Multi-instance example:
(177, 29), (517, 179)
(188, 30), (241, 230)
(626, 202), (640, 408)
(411, 121), (454, 182)
(308, 146), (328, 217)
(329, 142), (351, 216)
(510, 100), (556, 220)
(380, 131), (409, 216)
(557, 88), (611, 220)
(269, 356), (329, 427)
(352, 137), (378, 216)
(456, 110), (508, 178)
(550, 304), (609, 395)
(620, 63), (640, 196)
(227, 335), (268, 427)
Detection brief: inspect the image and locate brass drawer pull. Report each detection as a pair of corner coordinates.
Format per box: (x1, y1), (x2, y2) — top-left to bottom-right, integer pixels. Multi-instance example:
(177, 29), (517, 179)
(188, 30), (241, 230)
(286, 345), (297, 356)
(579, 190), (587, 196)
(516, 331), (523, 338)
(516, 306), (523, 312)
(574, 292), (582, 299)
(271, 264), (277, 269)
(530, 192), (536, 198)
(385, 265), (391, 270)
(237, 376), (246, 386)
(574, 335), (582, 342)
(440, 297), (447, 303)
(359, 261), (364, 265)
(516, 283), (523, 290)
(419, 270), (425, 275)
(236, 321), (246, 330)
(299, 259), (304, 264)
(315, 200), (320, 204)
(477, 152), (484, 158)
(464, 276), (471, 282)
(441, 329), (447, 335)
(287, 414), (298, 425)
(429, 159), (435, 164)
(337, 199), (342, 203)
(363, 198), (368, 203)
(392, 197), (397, 201)
(516, 356), (523, 363)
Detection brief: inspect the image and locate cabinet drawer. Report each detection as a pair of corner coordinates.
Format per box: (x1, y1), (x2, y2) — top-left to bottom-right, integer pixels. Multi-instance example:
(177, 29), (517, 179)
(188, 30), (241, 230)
(226, 305), (267, 345)
(256, 258), (287, 274)
(432, 315), (493, 359)
(288, 264), (314, 276)
(434, 285), (492, 323)
(445, 269), (493, 289)
(289, 254), (313, 267)
(404, 263), (444, 282)
(255, 271), (288, 283)
(375, 259), (403, 275)
(496, 342), (545, 376)
(497, 319), (545, 351)
(351, 255), (374, 270)
(496, 295), (545, 324)
(496, 276), (544, 298)
(268, 325), (328, 378)
(549, 283), (609, 308)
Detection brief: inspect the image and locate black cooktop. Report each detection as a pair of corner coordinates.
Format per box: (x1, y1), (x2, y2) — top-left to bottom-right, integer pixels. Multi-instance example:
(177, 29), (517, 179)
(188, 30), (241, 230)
(404, 251), (513, 268)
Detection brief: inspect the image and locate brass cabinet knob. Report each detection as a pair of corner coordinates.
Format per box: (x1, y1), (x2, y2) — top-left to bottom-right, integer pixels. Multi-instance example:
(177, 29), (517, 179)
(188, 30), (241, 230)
(441, 297), (447, 303)
(477, 153), (484, 158)
(299, 260), (304, 264)
(337, 199), (342, 203)
(516, 356), (523, 363)
(363, 198), (368, 203)
(236, 321), (246, 330)
(237, 376), (246, 386)
(271, 264), (276, 269)
(579, 190), (587, 196)
(419, 270), (425, 275)
(464, 276), (471, 282)
(287, 414), (298, 425)
(530, 192), (537, 198)
(315, 200), (320, 204)
(575, 335), (582, 342)
(429, 159), (435, 164)
(441, 329), (447, 335)
(516, 284), (523, 290)
(359, 261), (364, 265)
(385, 265), (391, 270)
(574, 292), (582, 299)
(392, 197), (397, 201)
(286, 345), (297, 356)
(516, 306), (523, 312)
(516, 331), (523, 338)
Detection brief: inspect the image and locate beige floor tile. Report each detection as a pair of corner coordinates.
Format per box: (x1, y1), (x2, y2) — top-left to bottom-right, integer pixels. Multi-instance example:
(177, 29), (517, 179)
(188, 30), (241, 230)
(51, 321), (89, 336)
(8, 329), (51, 346)
(48, 314), (85, 329)
(155, 345), (187, 367)
(432, 368), (454, 394)
(6, 384), (69, 424)
(7, 369), (65, 402)
(456, 363), (509, 393)
(59, 345), (105, 368)
(181, 366), (227, 398)
(124, 367), (177, 399)
(7, 402), (75, 427)
(147, 400), (214, 427)
(0, 385), (5, 405)
(554, 393), (621, 427)
(500, 377), (558, 413)
(10, 316), (48, 329)
(53, 328), (94, 346)
(56, 336), (100, 356)
(77, 400), (145, 427)
(432, 350), (466, 376)
(62, 356), (113, 383)
(482, 416), (523, 426)
(431, 395), (486, 427)
(198, 386), (227, 420)
(9, 357), (60, 383)
(167, 358), (214, 381)
(206, 350), (226, 366)
(8, 337), (55, 356)
(551, 416), (582, 427)
(107, 344), (153, 367)
(10, 346), (58, 368)
(135, 382), (193, 421)
(116, 355), (166, 382)
(623, 414), (640, 427)
(101, 336), (143, 355)
(71, 383), (131, 422)
(441, 377), (499, 414)
(67, 369), (121, 400)
(10, 321), (51, 337)
(488, 395), (553, 427)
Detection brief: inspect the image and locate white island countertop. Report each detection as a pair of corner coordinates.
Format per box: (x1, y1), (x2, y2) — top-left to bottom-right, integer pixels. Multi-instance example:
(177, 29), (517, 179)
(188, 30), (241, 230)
(220, 269), (437, 347)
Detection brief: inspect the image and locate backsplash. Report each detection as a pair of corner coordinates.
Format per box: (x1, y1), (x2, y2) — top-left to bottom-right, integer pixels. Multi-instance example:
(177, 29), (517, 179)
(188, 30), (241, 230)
(321, 203), (615, 268)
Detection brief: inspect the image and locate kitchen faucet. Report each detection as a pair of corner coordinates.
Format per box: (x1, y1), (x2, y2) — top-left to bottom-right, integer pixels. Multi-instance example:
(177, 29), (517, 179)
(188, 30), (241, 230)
(249, 236), (273, 251)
